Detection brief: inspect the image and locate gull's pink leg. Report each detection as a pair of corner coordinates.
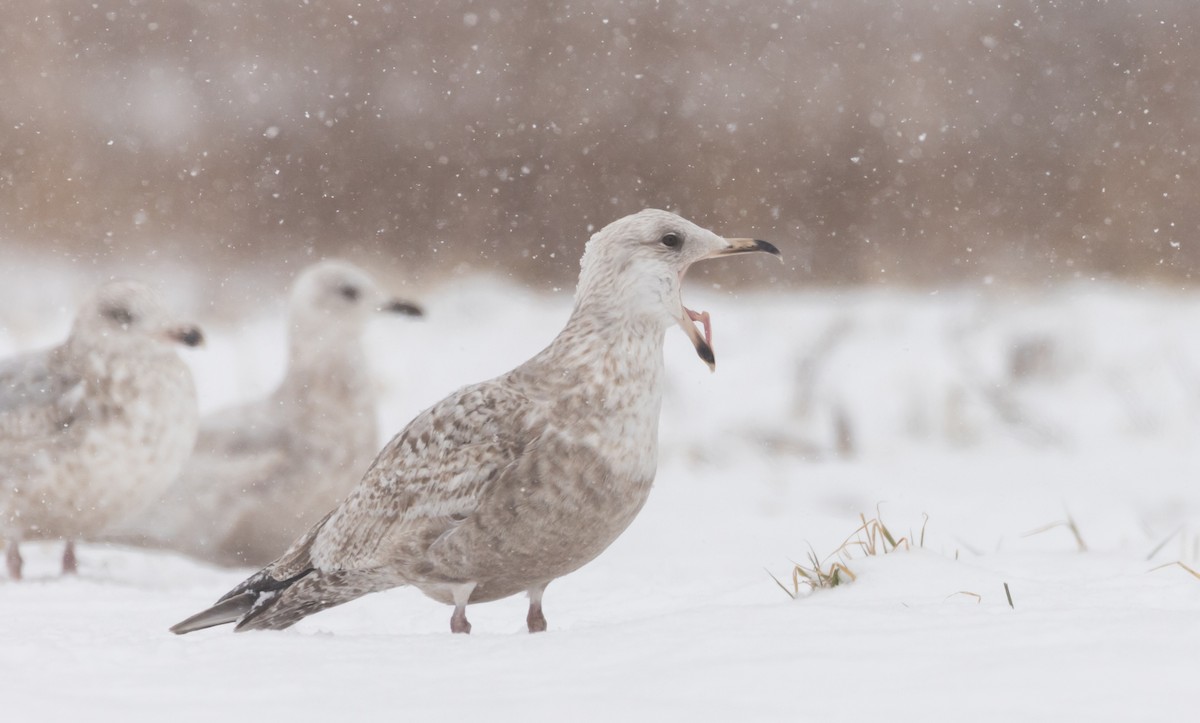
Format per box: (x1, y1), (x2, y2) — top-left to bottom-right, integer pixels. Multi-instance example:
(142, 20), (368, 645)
(5, 541), (22, 581)
(450, 582), (476, 634)
(62, 540), (78, 575)
(450, 606), (472, 634)
(526, 583), (548, 633)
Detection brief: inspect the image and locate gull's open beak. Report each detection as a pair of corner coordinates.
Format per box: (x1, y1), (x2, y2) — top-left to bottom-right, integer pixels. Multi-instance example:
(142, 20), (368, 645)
(380, 299), (424, 317)
(164, 324), (205, 348)
(678, 307), (716, 371)
(678, 237), (781, 372)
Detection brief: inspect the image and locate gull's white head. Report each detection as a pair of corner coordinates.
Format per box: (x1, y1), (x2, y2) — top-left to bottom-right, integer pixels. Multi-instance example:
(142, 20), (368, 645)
(575, 209), (780, 370)
(289, 259), (423, 333)
(71, 280), (203, 353)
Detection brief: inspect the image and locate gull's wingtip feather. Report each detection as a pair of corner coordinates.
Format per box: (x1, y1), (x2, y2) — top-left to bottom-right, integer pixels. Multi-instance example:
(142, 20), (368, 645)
(170, 592), (256, 635)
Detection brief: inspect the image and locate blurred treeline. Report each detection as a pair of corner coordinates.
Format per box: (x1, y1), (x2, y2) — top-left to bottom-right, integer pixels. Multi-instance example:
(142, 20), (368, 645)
(1, 0), (1197, 288)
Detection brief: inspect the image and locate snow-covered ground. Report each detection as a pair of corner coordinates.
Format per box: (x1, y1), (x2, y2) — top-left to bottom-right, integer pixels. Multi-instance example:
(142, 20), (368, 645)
(2, 271), (1198, 722)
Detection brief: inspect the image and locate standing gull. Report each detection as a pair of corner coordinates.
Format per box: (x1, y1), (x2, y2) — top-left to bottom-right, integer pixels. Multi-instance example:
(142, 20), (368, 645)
(1, 281), (202, 579)
(122, 260), (422, 566)
(171, 209), (779, 634)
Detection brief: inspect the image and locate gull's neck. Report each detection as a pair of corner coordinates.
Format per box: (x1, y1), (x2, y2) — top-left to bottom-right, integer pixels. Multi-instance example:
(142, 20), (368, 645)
(510, 297), (669, 460)
(66, 333), (174, 374)
(534, 294), (668, 376)
(278, 319), (373, 422)
(61, 334), (191, 414)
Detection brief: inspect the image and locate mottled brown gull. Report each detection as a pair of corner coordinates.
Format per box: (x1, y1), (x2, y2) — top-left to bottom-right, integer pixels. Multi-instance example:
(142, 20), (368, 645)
(120, 260), (422, 566)
(171, 209), (779, 635)
(1, 280), (202, 579)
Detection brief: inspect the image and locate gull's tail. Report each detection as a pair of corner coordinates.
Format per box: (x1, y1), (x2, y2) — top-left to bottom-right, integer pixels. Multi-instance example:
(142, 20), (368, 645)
(169, 590), (257, 634)
(170, 512), (395, 635)
(170, 562), (397, 634)
(169, 565), (314, 633)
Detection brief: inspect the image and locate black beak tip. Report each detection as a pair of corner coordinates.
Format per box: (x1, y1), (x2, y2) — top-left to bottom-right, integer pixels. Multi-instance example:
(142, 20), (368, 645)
(178, 327), (204, 347)
(385, 300), (424, 317)
(697, 339), (716, 368)
(754, 239), (782, 258)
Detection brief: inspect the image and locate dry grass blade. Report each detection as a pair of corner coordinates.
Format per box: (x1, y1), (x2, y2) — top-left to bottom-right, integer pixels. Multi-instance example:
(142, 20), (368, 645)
(1003, 582), (1015, 609)
(766, 568), (797, 600)
(1149, 561), (1200, 581)
(945, 591), (981, 603)
(774, 508), (925, 597)
(1144, 526), (1182, 561)
(1145, 527), (1200, 565)
(1023, 514), (1088, 552)
(878, 521), (899, 550)
(1064, 516), (1088, 552)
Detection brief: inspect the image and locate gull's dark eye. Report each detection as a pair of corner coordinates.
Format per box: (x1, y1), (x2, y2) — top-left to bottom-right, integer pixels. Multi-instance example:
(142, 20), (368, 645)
(661, 233), (683, 249)
(339, 285), (360, 302)
(102, 305), (136, 326)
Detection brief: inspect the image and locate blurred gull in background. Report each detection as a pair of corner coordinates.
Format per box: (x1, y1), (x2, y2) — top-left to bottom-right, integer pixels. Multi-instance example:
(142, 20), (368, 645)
(118, 260), (422, 567)
(0, 280), (201, 579)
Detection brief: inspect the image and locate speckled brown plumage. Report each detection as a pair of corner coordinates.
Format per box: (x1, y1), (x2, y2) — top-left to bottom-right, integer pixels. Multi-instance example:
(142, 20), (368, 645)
(120, 260), (422, 566)
(171, 209), (779, 635)
(0, 281), (201, 579)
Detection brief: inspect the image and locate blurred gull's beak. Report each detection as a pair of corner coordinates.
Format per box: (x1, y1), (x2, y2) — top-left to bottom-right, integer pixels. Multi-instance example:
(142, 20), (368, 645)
(678, 237), (781, 372)
(381, 299), (424, 317)
(165, 324), (205, 348)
